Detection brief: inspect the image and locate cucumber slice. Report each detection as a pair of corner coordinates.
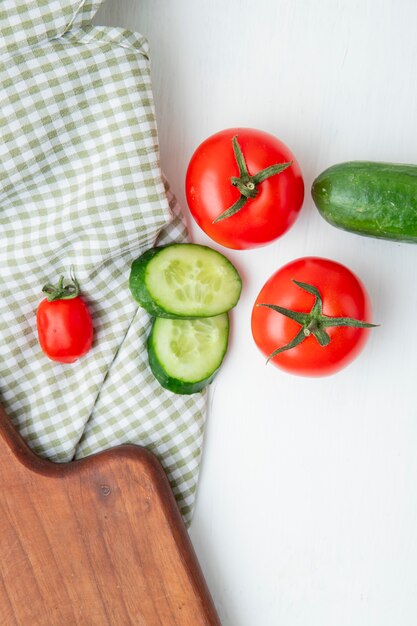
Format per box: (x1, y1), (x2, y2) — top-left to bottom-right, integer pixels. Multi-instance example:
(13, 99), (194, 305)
(147, 314), (229, 394)
(129, 243), (242, 318)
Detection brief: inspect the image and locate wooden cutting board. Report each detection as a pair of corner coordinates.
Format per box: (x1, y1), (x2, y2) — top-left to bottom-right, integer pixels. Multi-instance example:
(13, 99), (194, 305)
(0, 404), (221, 625)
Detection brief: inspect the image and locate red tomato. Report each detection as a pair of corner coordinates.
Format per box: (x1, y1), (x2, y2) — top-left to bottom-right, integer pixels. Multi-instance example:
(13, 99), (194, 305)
(251, 257), (375, 376)
(37, 274), (93, 363)
(185, 128), (304, 250)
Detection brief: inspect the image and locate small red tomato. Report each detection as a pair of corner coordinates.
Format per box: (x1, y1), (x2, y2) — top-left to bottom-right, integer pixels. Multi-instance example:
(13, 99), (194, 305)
(37, 273), (93, 363)
(251, 257), (376, 377)
(185, 127), (304, 249)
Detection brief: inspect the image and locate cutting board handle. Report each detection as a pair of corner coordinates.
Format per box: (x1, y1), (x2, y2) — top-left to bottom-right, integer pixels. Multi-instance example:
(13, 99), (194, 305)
(0, 403), (38, 466)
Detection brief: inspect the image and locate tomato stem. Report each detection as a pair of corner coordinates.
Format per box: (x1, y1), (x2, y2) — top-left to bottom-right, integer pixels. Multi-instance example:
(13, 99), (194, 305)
(212, 135), (293, 223)
(42, 267), (80, 302)
(258, 280), (377, 362)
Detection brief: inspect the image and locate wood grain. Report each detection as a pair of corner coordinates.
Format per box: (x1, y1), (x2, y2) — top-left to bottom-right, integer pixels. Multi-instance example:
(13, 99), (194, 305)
(0, 405), (221, 625)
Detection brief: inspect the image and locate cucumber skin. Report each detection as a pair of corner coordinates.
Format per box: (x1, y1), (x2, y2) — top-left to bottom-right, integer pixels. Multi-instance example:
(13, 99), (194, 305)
(311, 161), (417, 243)
(129, 247), (166, 317)
(147, 317), (229, 395)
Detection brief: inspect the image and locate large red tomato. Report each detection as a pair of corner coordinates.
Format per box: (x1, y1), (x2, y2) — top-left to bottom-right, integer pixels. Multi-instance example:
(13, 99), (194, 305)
(37, 273), (93, 364)
(185, 128), (304, 249)
(251, 257), (375, 376)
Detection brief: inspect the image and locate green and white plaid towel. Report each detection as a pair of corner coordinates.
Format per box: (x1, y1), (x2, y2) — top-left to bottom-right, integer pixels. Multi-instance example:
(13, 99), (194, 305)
(0, 0), (207, 525)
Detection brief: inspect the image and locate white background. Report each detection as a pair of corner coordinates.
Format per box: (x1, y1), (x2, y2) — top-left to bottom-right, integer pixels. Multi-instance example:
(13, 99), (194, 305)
(97, 2), (417, 625)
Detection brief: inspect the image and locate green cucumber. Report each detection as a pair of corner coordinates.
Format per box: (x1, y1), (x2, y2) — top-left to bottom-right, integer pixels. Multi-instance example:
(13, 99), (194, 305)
(147, 314), (229, 394)
(129, 243), (242, 318)
(311, 161), (417, 242)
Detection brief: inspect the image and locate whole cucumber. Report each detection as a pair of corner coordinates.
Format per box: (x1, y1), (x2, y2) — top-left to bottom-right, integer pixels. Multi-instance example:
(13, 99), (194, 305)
(311, 161), (417, 243)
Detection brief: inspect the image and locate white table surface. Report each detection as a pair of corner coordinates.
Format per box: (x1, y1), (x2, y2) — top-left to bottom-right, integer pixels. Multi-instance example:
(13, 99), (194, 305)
(96, 2), (417, 625)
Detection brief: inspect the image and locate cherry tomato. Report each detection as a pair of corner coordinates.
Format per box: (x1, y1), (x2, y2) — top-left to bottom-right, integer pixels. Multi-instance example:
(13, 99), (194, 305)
(185, 127), (304, 249)
(37, 273), (93, 363)
(251, 257), (375, 376)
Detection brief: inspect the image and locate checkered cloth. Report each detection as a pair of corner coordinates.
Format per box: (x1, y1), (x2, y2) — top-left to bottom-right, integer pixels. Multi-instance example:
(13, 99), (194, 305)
(0, 0), (207, 525)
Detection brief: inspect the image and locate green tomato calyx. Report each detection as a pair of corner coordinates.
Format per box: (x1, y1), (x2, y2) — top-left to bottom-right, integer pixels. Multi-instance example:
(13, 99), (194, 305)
(212, 135), (293, 223)
(42, 267), (80, 302)
(257, 280), (377, 363)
